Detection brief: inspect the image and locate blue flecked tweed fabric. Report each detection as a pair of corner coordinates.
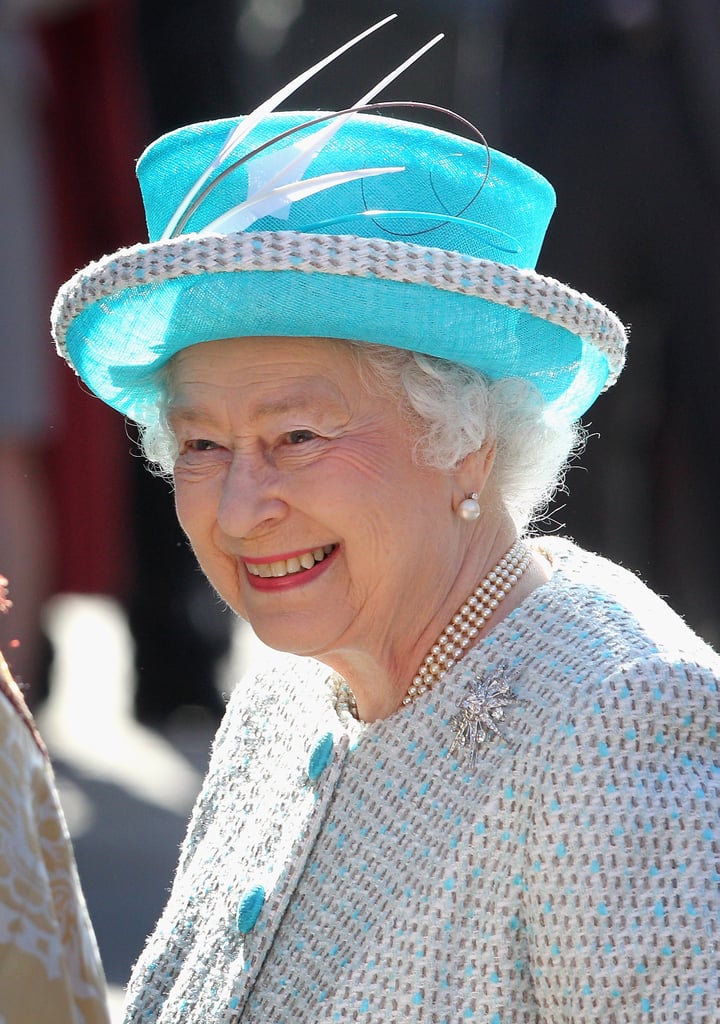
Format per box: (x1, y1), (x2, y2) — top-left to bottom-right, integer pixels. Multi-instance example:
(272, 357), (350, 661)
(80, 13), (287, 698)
(123, 538), (720, 1023)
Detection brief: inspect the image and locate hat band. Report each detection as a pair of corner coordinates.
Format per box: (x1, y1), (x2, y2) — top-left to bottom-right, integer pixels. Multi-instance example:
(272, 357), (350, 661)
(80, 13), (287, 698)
(53, 231), (627, 386)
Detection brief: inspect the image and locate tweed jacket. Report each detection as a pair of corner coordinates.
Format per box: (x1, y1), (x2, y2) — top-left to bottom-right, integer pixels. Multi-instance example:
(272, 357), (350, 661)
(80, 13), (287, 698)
(123, 539), (720, 1023)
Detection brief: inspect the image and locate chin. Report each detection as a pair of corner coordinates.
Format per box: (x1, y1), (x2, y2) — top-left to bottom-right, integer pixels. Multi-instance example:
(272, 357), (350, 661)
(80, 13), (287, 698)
(246, 616), (339, 662)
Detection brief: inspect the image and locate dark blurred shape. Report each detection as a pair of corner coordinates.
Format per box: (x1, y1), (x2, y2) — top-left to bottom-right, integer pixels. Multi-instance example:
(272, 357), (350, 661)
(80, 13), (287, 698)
(127, 0), (243, 726)
(500, 0), (720, 643)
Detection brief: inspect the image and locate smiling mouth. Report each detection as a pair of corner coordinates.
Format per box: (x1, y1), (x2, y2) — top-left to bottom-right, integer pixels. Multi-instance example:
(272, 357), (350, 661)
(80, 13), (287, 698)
(245, 545), (336, 579)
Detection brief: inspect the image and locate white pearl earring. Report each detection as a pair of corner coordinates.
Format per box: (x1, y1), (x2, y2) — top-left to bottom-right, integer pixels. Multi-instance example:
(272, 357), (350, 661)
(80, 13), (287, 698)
(456, 492), (481, 521)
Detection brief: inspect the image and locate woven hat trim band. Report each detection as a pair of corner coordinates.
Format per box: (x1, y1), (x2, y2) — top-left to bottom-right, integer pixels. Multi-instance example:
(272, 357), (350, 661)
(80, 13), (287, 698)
(52, 231), (627, 386)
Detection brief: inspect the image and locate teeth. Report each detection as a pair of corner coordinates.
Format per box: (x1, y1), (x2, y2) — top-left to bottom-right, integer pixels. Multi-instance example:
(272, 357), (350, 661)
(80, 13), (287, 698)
(247, 545), (335, 579)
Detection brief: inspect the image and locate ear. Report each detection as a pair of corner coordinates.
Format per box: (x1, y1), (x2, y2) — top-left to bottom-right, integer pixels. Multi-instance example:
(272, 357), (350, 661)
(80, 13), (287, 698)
(451, 441), (497, 506)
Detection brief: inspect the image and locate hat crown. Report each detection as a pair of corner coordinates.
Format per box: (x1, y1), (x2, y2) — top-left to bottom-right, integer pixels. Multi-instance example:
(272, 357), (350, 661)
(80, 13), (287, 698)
(136, 111), (556, 269)
(53, 106), (626, 429)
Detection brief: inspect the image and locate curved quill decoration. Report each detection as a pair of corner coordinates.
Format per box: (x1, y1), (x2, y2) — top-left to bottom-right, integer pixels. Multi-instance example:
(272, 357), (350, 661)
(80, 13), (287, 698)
(163, 21), (445, 239)
(204, 167), (405, 234)
(224, 31), (444, 232)
(161, 13), (399, 239)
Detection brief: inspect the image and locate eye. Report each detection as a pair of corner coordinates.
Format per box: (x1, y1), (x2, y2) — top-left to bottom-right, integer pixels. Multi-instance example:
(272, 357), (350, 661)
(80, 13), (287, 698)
(176, 438), (229, 465)
(285, 429), (318, 445)
(186, 438), (221, 452)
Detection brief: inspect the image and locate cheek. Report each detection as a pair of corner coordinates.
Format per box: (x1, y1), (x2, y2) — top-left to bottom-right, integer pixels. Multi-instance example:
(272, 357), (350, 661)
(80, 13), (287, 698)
(324, 439), (447, 506)
(315, 455), (445, 557)
(174, 482), (238, 602)
(315, 436), (416, 496)
(173, 476), (219, 547)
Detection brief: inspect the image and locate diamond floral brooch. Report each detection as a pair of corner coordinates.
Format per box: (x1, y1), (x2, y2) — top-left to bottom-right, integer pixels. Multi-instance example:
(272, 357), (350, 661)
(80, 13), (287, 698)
(447, 666), (524, 768)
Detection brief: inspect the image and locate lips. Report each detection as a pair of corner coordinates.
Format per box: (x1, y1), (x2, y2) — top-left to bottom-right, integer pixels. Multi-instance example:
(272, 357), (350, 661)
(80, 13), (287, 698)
(245, 544), (336, 579)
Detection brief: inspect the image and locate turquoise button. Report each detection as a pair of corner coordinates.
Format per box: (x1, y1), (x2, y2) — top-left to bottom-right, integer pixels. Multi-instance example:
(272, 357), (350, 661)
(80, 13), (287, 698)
(236, 886), (265, 934)
(308, 732), (334, 780)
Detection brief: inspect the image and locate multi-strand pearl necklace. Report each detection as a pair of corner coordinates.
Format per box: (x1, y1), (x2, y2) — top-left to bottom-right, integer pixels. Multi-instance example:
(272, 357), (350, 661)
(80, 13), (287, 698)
(337, 540), (531, 722)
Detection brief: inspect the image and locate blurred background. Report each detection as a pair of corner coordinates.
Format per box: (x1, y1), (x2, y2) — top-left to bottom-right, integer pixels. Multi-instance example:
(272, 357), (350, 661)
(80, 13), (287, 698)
(1, 0), (719, 1017)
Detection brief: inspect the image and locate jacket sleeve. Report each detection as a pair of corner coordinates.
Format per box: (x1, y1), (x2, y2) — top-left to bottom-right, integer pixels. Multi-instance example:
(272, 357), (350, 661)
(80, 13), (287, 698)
(523, 656), (719, 1023)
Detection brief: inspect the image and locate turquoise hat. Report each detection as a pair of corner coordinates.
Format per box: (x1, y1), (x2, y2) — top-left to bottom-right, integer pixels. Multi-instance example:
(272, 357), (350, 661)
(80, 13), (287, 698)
(51, 79), (626, 427)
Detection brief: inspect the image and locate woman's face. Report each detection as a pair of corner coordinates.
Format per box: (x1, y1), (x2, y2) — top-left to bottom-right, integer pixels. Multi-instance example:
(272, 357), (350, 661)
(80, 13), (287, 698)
(169, 336), (468, 664)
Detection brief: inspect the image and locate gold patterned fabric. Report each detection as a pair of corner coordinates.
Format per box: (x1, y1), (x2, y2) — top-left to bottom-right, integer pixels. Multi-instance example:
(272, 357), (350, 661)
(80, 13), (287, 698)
(0, 651), (110, 1024)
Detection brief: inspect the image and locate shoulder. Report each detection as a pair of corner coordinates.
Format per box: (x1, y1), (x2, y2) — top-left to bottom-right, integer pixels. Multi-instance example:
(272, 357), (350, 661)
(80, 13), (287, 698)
(500, 538), (719, 766)
(0, 668), (44, 839)
(547, 538), (717, 710)
(211, 642), (335, 756)
(470, 538), (720, 825)
(0, 657), (50, 833)
(504, 544), (719, 865)
(0, 650), (47, 762)
(516, 536), (719, 674)
(474, 539), (718, 760)
(193, 641), (337, 797)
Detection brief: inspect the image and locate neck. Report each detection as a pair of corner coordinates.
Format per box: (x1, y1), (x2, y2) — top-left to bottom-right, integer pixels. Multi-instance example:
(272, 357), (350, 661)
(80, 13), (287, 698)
(323, 523), (548, 722)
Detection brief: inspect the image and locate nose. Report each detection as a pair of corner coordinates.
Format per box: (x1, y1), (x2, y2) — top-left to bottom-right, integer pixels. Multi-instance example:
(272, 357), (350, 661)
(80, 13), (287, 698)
(216, 453), (287, 539)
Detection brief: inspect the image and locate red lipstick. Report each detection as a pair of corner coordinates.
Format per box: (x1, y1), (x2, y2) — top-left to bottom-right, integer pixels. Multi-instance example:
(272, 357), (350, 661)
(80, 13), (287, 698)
(244, 545), (338, 592)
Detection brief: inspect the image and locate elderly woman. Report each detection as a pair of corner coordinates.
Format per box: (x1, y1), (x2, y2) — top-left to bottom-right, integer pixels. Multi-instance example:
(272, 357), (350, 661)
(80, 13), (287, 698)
(51, 21), (719, 1024)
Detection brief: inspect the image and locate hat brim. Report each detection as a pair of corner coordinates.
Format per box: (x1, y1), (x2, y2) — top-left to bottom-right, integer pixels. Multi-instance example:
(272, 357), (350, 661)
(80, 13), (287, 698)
(53, 231), (626, 425)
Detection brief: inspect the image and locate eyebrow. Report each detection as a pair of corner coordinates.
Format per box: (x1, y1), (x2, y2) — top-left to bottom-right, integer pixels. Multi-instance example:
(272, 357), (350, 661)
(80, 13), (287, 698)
(168, 388), (343, 426)
(250, 394), (320, 419)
